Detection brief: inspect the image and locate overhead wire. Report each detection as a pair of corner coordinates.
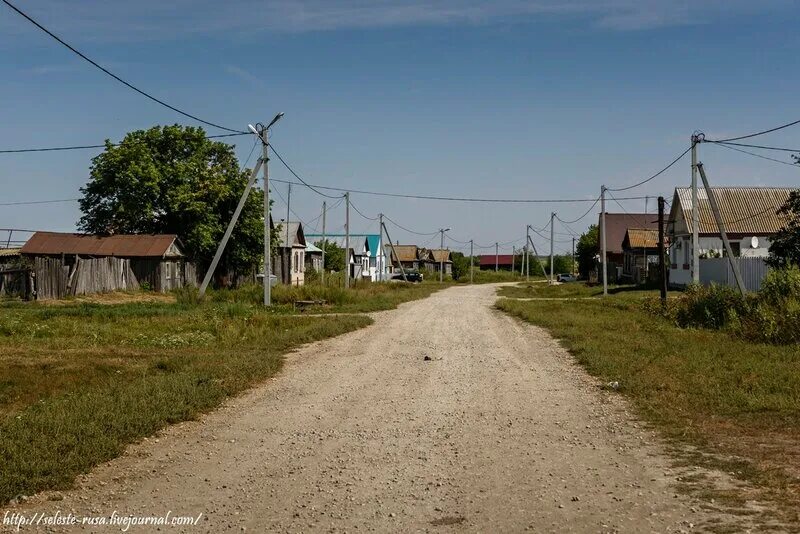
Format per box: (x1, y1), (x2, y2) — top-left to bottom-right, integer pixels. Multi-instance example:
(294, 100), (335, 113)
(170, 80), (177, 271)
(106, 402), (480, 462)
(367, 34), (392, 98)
(607, 145), (692, 192)
(708, 117), (800, 143)
(706, 141), (800, 168)
(268, 146), (344, 199)
(1, 0), (243, 134)
(0, 132), (249, 154)
(711, 141), (800, 153)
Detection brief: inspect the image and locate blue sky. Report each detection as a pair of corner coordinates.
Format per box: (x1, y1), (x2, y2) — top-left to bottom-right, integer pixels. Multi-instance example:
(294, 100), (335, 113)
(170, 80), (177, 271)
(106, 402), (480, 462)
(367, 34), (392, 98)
(1, 0), (799, 255)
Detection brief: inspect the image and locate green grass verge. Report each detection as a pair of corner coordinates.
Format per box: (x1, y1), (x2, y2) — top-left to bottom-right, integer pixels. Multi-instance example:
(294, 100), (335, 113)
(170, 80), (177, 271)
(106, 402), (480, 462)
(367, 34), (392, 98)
(0, 280), (444, 503)
(497, 281), (660, 299)
(496, 287), (800, 518)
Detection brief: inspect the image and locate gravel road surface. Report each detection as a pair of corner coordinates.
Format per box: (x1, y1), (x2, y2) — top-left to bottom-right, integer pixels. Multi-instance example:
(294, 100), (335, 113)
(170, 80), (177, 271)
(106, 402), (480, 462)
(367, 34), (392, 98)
(10, 284), (756, 532)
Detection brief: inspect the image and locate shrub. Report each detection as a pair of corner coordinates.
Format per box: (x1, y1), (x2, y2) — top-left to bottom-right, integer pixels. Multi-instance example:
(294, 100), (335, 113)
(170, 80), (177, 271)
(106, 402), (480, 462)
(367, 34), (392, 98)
(759, 266), (800, 306)
(674, 284), (750, 330)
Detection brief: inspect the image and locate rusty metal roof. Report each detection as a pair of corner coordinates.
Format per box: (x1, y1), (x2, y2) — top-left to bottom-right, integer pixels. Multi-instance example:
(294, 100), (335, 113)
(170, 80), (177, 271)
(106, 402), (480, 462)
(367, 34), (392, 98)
(623, 228), (663, 249)
(20, 232), (182, 258)
(479, 254), (514, 267)
(673, 187), (795, 235)
(598, 213), (658, 254)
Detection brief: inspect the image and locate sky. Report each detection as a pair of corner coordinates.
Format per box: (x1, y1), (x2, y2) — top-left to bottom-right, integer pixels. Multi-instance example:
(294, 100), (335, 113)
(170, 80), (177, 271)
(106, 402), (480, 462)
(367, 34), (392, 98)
(1, 0), (799, 256)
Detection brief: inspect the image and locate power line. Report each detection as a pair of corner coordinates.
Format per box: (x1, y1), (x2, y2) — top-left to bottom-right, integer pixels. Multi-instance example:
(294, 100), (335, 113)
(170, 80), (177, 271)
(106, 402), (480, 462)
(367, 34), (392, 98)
(707, 141), (800, 168)
(349, 199), (379, 221)
(554, 197), (601, 224)
(0, 198), (79, 206)
(709, 117), (800, 143)
(382, 215), (438, 236)
(607, 145), (692, 192)
(712, 141), (800, 153)
(268, 145), (343, 200)
(0, 132), (249, 154)
(1, 0), (243, 134)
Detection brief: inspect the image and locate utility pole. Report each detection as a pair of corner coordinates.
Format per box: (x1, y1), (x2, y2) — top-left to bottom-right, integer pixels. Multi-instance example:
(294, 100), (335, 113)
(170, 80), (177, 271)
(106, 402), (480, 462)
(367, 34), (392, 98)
(263, 130), (272, 304)
(495, 242), (498, 272)
(526, 225), (531, 281)
(658, 196), (667, 304)
(382, 222), (407, 282)
(379, 213), (384, 281)
(321, 200), (326, 286)
(345, 192), (350, 289)
(439, 228), (445, 283)
(697, 162), (746, 296)
(285, 182), (292, 254)
(512, 246), (516, 276)
(691, 133), (702, 285)
(601, 185), (608, 296)
(549, 212), (555, 283)
(469, 239), (474, 284)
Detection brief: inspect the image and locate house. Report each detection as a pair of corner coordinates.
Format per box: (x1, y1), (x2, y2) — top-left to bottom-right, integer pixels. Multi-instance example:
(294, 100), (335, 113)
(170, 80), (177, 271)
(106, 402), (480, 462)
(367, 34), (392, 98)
(19, 232), (194, 299)
(479, 254), (514, 271)
(425, 249), (453, 275)
(273, 219), (306, 286)
(668, 186), (794, 289)
(304, 242), (323, 273)
(306, 234), (387, 281)
(621, 228), (666, 284)
(598, 212), (658, 283)
(386, 245), (420, 272)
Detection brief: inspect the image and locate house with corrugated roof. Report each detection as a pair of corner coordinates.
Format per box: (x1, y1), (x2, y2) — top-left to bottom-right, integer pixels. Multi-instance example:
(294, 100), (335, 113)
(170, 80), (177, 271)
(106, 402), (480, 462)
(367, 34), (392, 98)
(621, 228), (666, 283)
(598, 212), (658, 283)
(273, 219), (306, 285)
(667, 186), (795, 288)
(305, 233), (387, 281)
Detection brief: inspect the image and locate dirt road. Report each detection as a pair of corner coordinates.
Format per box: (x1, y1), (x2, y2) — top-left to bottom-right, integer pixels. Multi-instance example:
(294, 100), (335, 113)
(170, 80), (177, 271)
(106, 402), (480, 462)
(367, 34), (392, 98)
(13, 284), (751, 532)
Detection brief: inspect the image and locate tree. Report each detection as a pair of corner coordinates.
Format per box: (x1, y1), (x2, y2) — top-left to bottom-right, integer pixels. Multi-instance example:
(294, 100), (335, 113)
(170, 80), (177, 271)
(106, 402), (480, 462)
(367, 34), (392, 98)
(576, 225), (599, 279)
(544, 255), (574, 276)
(451, 251), (470, 280)
(767, 190), (800, 268)
(315, 240), (345, 272)
(78, 125), (278, 274)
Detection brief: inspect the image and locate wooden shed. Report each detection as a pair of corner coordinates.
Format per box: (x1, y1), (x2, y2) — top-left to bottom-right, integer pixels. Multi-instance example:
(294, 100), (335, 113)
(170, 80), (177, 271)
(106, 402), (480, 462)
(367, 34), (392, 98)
(20, 232), (197, 299)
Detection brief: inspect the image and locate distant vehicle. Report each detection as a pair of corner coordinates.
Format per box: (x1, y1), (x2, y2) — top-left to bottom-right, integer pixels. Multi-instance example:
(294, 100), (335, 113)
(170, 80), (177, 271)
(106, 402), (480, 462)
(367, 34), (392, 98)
(556, 273), (576, 283)
(390, 272), (423, 283)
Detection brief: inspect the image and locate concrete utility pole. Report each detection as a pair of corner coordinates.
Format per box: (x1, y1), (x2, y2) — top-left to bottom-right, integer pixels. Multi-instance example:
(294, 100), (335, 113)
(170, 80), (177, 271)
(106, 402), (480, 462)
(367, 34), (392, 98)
(382, 222), (407, 282)
(696, 162), (746, 296)
(512, 246), (516, 276)
(469, 239), (474, 284)
(345, 192), (350, 289)
(601, 185), (608, 296)
(549, 212), (555, 284)
(526, 225), (531, 281)
(321, 201), (326, 286)
(658, 196), (667, 304)
(285, 182), (292, 255)
(495, 243), (499, 272)
(379, 213), (384, 281)
(691, 133), (702, 285)
(199, 158), (264, 297)
(438, 228), (450, 282)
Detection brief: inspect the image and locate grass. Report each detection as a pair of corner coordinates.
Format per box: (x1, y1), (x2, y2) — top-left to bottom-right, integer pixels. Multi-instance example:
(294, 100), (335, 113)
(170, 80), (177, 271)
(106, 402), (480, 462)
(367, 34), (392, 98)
(454, 269), (546, 284)
(496, 283), (800, 521)
(0, 280), (442, 504)
(497, 281), (659, 299)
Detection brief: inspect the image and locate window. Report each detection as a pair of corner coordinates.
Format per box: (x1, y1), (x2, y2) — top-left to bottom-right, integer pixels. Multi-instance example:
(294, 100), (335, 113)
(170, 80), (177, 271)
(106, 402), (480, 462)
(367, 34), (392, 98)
(723, 242), (741, 258)
(293, 252), (298, 273)
(683, 238), (690, 266)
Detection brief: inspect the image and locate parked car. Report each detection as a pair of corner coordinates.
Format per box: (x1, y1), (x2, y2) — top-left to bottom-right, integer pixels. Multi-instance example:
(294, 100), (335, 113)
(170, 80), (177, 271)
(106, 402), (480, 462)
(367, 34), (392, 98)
(390, 271), (423, 283)
(556, 273), (576, 283)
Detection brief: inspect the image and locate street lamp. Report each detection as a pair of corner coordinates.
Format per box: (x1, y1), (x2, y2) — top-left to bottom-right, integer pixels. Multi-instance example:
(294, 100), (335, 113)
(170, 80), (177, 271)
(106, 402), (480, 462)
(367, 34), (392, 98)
(439, 228), (450, 282)
(251, 113), (285, 307)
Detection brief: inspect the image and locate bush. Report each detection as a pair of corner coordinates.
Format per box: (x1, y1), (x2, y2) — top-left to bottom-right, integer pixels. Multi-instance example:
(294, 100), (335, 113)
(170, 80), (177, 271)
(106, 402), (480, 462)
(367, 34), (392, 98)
(674, 284), (751, 330)
(759, 266), (800, 306)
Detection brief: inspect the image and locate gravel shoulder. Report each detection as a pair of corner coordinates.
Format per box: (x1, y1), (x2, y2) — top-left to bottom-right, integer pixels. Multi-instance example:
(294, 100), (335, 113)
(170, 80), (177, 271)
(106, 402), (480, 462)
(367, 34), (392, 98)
(9, 284), (764, 532)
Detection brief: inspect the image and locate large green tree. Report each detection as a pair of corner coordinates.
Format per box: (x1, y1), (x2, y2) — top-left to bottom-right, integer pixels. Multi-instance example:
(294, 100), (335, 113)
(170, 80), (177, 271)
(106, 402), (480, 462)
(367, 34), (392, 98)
(78, 125), (276, 273)
(315, 240), (345, 272)
(576, 224), (599, 279)
(767, 190), (800, 268)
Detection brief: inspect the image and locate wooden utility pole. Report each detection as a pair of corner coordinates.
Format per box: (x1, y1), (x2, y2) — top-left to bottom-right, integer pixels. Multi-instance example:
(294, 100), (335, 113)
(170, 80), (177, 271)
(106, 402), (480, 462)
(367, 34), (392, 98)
(345, 192), (350, 289)
(658, 196), (667, 304)
(321, 200), (326, 286)
(696, 162), (746, 296)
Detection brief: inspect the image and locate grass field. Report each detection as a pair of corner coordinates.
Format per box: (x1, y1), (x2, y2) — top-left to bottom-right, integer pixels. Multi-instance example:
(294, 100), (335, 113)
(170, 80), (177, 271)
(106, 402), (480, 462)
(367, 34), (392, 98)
(497, 281), (659, 300)
(496, 284), (800, 520)
(0, 281), (442, 504)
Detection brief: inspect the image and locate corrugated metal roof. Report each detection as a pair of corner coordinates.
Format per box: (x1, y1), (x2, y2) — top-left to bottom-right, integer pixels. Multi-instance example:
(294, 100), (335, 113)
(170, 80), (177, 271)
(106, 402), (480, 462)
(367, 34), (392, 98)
(305, 242), (322, 253)
(674, 187), (795, 234)
(20, 232), (181, 258)
(479, 254), (514, 267)
(274, 221), (306, 248)
(0, 248), (21, 258)
(623, 228), (661, 249)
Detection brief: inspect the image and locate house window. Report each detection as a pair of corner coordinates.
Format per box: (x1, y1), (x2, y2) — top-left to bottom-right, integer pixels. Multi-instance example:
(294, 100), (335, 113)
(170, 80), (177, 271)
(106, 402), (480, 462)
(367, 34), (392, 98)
(683, 238), (690, 267)
(723, 242), (741, 258)
(299, 251), (304, 272)
(293, 251), (298, 273)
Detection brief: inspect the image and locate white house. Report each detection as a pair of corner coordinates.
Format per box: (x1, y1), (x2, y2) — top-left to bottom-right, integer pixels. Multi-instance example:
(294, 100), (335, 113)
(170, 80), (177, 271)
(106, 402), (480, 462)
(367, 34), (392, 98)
(305, 233), (388, 281)
(668, 186), (794, 287)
